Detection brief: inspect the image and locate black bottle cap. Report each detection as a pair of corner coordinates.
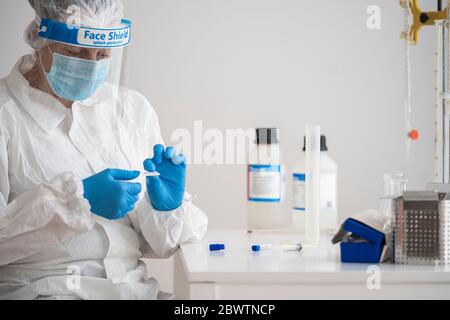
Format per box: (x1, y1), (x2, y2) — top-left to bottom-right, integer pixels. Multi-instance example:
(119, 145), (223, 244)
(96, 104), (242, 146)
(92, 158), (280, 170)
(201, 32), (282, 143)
(302, 135), (328, 152)
(256, 128), (279, 145)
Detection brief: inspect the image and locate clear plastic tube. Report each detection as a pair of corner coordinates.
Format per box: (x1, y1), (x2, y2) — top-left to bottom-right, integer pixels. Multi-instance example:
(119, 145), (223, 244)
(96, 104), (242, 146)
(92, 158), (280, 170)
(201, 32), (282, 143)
(403, 3), (413, 169)
(305, 125), (321, 245)
(141, 172), (160, 177)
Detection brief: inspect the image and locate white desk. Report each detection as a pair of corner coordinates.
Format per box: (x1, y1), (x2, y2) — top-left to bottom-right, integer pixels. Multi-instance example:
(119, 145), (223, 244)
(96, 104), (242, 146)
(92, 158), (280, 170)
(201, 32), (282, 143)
(174, 229), (450, 300)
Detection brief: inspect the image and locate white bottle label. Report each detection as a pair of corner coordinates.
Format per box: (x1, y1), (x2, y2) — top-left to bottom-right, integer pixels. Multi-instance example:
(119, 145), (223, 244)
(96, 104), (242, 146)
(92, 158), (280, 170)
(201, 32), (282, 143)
(293, 172), (337, 212)
(293, 173), (306, 211)
(248, 165), (282, 202)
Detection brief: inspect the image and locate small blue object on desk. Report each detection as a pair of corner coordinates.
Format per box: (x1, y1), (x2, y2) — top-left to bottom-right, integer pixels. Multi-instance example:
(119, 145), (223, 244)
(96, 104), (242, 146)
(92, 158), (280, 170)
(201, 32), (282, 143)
(252, 245), (262, 252)
(209, 244), (225, 251)
(339, 219), (386, 264)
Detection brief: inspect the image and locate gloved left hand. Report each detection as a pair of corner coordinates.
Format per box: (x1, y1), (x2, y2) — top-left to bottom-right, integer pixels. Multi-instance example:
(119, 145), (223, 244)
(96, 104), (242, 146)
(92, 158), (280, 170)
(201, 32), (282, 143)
(144, 145), (186, 212)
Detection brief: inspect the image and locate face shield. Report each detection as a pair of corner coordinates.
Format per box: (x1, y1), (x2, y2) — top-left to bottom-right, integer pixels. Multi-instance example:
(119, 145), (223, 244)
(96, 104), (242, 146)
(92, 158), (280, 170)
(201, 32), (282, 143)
(36, 17), (131, 102)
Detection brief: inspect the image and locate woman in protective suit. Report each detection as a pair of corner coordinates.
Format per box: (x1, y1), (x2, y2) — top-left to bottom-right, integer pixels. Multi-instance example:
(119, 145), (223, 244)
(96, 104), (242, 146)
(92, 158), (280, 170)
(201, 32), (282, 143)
(0, 0), (208, 300)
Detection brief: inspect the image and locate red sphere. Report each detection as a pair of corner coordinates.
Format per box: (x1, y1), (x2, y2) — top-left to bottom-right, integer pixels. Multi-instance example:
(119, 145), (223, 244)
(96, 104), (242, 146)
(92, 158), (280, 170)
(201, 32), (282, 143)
(409, 130), (419, 141)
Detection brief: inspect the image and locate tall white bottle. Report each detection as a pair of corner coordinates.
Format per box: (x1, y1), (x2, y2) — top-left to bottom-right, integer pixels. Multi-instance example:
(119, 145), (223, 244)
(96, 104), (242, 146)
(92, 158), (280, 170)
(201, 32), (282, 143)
(292, 135), (338, 233)
(248, 128), (286, 230)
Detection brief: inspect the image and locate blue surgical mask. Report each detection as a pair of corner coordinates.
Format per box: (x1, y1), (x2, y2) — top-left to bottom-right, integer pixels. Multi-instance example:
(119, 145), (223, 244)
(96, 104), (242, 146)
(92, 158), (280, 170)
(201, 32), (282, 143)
(45, 53), (110, 101)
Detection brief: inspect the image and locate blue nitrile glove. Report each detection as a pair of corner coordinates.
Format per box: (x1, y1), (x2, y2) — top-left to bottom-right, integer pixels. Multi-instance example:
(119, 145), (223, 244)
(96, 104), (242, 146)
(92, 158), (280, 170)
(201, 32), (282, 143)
(82, 169), (142, 220)
(144, 145), (186, 212)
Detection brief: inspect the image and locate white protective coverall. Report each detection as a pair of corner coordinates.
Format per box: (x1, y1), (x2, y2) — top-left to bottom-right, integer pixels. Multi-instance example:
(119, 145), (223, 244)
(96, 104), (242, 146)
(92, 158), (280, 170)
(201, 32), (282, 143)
(0, 54), (208, 300)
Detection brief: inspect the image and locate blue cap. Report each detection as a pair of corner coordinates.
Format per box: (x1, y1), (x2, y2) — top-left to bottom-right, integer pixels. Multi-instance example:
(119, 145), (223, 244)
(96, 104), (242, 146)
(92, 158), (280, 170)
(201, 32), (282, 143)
(209, 244), (225, 251)
(251, 245), (261, 252)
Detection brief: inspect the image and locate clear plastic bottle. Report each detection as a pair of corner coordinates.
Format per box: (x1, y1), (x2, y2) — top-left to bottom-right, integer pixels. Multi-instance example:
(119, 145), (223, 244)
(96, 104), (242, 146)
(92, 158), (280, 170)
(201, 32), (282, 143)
(247, 128), (286, 230)
(292, 135), (338, 233)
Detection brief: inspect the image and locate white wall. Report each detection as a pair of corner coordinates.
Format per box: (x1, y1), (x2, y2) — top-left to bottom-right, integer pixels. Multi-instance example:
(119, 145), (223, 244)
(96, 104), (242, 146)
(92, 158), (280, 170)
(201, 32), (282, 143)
(123, 0), (436, 228)
(0, 0), (438, 294)
(0, 0), (436, 228)
(0, 1), (33, 76)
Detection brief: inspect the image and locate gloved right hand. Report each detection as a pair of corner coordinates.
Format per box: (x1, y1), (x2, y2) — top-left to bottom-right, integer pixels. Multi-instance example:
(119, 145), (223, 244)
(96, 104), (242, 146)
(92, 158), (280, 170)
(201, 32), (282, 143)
(82, 169), (142, 220)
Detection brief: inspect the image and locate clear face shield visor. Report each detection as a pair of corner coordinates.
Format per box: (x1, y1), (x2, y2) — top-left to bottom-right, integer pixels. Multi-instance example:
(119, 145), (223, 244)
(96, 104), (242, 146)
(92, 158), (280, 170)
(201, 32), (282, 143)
(36, 18), (131, 102)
